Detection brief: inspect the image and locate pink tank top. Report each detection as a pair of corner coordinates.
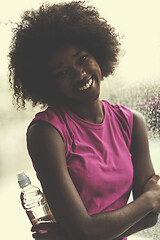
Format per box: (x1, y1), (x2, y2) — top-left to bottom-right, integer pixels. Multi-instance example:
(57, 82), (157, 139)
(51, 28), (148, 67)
(29, 100), (133, 240)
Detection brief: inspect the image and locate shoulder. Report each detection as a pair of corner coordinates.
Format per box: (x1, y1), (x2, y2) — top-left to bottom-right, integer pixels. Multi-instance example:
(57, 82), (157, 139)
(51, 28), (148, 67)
(27, 120), (58, 137)
(104, 101), (147, 138)
(27, 119), (66, 165)
(27, 120), (64, 148)
(131, 109), (147, 137)
(29, 107), (65, 127)
(103, 100), (133, 124)
(27, 106), (68, 143)
(132, 109), (145, 122)
(130, 109), (150, 164)
(130, 109), (149, 151)
(27, 120), (66, 177)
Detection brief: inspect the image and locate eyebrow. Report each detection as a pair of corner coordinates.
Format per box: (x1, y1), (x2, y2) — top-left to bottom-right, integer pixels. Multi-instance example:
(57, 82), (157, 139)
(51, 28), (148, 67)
(51, 48), (84, 71)
(52, 63), (63, 71)
(73, 48), (83, 57)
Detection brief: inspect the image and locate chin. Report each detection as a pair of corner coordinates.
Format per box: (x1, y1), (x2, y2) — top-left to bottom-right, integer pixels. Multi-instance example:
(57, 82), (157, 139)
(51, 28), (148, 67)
(78, 92), (100, 104)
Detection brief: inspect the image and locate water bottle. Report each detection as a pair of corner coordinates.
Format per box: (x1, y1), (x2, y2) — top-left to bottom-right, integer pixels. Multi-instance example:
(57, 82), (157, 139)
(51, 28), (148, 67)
(17, 171), (55, 226)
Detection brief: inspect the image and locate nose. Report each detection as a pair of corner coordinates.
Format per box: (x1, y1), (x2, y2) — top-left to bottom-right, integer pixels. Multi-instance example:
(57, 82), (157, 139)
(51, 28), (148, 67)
(74, 68), (87, 81)
(80, 70), (87, 80)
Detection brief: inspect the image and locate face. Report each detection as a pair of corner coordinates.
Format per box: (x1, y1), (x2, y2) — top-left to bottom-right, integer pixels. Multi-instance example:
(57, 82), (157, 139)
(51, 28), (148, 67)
(49, 45), (102, 105)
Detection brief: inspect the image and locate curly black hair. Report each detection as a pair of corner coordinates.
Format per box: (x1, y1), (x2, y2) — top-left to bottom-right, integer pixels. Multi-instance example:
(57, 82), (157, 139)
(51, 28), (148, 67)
(8, 1), (121, 108)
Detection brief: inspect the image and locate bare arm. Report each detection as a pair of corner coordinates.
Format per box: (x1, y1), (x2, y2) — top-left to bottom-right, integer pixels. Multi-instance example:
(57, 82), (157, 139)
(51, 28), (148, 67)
(27, 118), (160, 240)
(112, 110), (159, 239)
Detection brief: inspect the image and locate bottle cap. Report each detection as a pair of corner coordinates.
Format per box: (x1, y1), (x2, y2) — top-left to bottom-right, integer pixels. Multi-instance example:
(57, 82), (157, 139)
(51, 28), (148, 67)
(17, 171), (31, 188)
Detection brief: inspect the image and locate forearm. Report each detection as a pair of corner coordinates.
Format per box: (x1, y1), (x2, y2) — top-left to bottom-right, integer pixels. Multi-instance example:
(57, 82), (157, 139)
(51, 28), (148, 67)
(84, 192), (155, 240)
(113, 212), (158, 240)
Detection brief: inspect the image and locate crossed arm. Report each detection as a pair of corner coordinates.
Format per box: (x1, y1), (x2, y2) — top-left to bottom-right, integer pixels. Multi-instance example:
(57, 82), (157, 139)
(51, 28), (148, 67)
(27, 110), (159, 240)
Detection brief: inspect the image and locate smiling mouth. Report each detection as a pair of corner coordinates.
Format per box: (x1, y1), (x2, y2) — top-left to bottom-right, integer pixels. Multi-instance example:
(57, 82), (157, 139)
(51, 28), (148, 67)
(77, 77), (93, 91)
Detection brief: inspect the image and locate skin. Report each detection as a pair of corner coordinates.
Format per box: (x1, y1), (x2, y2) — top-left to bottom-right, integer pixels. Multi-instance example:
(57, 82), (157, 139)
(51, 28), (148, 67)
(48, 45), (104, 123)
(27, 45), (160, 240)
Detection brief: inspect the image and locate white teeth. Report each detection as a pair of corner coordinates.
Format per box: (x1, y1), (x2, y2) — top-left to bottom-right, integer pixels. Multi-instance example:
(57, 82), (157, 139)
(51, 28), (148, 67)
(78, 78), (93, 91)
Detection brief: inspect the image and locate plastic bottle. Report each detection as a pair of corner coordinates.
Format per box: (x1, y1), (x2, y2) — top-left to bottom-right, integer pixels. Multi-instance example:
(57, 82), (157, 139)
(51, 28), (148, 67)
(17, 171), (55, 226)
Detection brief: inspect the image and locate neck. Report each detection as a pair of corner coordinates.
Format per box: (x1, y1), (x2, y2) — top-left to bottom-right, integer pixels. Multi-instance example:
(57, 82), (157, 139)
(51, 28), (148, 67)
(67, 98), (104, 124)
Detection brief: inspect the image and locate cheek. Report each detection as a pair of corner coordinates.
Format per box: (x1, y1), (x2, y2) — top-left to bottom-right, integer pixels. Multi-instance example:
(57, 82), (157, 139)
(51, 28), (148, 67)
(56, 78), (71, 94)
(88, 59), (101, 75)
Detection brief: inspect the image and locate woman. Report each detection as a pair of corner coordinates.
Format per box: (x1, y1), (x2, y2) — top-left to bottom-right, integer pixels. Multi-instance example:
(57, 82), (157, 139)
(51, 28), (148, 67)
(9, 1), (160, 240)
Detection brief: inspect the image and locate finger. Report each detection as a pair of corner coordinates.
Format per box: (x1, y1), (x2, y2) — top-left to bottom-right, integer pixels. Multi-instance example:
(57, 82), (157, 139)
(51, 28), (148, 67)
(31, 222), (60, 232)
(32, 232), (47, 239)
(38, 230), (48, 234)
(152, 174), (160, 182)
(32, 231), (66, 240)
(32, 232), (54, 239)
(158, 172), (160, 182)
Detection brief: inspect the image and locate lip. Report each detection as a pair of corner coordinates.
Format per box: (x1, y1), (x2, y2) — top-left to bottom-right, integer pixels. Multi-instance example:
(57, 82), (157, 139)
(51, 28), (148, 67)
(78, 78), (93, 91)
(75, 76), (92, 89)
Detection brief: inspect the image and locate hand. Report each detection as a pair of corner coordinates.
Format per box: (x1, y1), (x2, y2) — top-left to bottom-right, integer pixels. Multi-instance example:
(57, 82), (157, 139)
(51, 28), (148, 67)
(143, 174), (160, 192)
(31, 221), (68, 240)
(143, 174), (160, 213)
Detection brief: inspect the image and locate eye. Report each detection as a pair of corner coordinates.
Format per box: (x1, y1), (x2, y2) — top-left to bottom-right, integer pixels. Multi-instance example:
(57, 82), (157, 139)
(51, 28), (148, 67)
(79, 55), (88, 63)
(56, 69), (69, 77)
